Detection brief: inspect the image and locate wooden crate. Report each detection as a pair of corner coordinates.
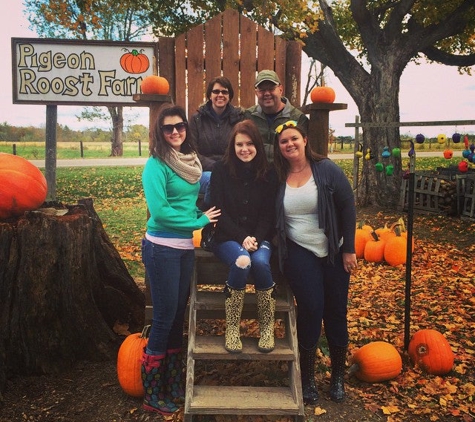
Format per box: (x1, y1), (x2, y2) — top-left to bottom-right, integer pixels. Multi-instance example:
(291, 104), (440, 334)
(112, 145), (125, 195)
(457, 174), (475, 220)
(399, 173), (457, 215)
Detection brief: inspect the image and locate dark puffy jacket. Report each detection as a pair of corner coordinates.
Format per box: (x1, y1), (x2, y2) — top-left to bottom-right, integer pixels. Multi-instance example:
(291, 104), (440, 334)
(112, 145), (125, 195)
(189, 102), (244, 171)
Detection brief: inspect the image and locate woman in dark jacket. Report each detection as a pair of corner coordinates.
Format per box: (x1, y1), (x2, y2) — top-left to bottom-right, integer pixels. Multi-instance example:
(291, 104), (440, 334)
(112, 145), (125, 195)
(189, 76), (244, 205)
(209, 119), (278, 354)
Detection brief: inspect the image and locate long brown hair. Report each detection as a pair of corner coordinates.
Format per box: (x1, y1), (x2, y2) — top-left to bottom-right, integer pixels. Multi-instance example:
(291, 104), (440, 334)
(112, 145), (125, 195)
(223, 119), (268, 180)
(150, 105), (197, 160)
(273, 124), (326, 182)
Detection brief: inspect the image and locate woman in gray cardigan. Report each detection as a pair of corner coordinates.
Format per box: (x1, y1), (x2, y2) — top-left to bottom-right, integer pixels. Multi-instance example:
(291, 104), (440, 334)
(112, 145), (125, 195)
(273, 120), (356, 405)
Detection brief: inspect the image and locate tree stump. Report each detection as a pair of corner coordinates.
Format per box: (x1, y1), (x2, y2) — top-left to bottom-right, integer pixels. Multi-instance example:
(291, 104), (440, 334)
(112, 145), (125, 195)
(0, 198), (145, 394)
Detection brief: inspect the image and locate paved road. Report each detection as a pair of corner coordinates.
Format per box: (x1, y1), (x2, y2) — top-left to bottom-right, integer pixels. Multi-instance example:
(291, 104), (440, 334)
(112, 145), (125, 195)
(30, 151), (444, 168)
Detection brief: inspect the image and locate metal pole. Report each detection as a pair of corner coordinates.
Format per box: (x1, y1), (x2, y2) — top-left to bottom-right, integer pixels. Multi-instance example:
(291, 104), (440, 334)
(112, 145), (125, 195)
(45, 105), (57, 201)
(404, 140), (415, 350)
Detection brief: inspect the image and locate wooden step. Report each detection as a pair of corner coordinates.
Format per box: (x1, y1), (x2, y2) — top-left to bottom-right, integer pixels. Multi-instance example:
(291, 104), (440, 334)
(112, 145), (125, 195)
(186, 385), (300, 415)
(194, 290), (291, 311)
(192, 335), (295, 360)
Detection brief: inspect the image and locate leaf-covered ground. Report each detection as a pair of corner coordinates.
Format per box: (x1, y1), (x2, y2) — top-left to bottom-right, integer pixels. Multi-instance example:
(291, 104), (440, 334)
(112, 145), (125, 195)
(1, 206), (473, 422)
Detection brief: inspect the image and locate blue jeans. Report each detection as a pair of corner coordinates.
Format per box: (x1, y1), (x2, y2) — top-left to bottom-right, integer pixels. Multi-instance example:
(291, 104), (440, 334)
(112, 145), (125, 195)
(199, 171), (211, 206)
(141, 238), (194, 355)
(212, 240), (274, 290)
(284, 239), (349, 349)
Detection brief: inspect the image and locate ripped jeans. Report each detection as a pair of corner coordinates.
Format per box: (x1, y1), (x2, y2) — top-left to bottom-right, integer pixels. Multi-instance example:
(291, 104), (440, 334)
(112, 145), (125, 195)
(212, 240), (274, 290)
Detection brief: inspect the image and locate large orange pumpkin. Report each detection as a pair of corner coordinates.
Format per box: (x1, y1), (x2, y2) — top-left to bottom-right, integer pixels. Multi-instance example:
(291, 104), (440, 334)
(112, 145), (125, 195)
(117, 325), (150, 397)
(408, 329), (454, 375)
(383, 227), (407, 266)
(349, 341), (402, 383)
(310, 86), (336, 103)
(140, 75), (170, 95)
(0, 153), (48, 219)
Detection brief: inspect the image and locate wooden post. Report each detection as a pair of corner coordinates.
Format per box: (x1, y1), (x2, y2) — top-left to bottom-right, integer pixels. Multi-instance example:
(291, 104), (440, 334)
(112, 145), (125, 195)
(302, 102), (347, 156)
(133, 94), (173, 323)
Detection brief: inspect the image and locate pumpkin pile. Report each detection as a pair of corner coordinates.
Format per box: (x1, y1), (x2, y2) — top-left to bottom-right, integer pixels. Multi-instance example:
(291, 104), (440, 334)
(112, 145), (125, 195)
(355, 218), (415, 266)
(0, 153), (48, 219)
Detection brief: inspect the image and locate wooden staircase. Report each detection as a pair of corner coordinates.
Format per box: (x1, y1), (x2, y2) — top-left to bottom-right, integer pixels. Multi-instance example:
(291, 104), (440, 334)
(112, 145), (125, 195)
(184, 248), (305, 421)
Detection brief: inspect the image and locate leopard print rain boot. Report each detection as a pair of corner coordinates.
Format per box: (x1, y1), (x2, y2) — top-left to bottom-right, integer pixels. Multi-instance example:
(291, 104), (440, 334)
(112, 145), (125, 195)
(224, 284), (245, 353)
(256, 287), (276, 353)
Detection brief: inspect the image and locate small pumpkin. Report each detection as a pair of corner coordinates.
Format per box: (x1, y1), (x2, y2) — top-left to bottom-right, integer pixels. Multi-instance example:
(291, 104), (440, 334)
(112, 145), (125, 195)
(349, 341), (402, 383)
(310, 86), (335, 103)
(364, 231), (386, 263)
(117, 325), (150, 397)
(140, 75), (170, 95)
(355, 221), (373, 259)
(193, 229), (202, 247)
(383, 226), (407, 266)
(408, 329), (454, 375)
(0, 153), (48, 219)
(120, 48), (150, 74)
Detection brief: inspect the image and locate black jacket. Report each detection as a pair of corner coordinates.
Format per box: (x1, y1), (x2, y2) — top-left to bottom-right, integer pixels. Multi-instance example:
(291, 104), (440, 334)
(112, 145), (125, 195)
(209, 160), (278, 246)
(189, 102), (244, 171)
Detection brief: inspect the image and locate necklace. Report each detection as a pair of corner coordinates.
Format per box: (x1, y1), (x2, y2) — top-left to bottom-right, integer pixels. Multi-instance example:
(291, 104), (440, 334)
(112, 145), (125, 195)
(289, 164), (308, 173)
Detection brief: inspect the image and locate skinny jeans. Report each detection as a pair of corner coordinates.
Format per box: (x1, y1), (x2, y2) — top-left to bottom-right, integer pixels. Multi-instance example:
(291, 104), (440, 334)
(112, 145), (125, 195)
(284, 239), (349, 349)
(141, 238), (193, 355)
(212, 240), (274, 290)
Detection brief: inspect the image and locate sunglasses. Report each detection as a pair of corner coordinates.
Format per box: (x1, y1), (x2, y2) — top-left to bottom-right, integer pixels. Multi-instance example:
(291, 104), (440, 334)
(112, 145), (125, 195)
(275, 120), (297, 134)
(161, 122), (187, 135)
(211, 89), (229, 95)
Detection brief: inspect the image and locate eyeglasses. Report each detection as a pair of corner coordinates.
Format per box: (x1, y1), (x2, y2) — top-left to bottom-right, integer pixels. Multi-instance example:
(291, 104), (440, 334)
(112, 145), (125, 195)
(211, 89), (229, 95)
(161, 122), (187, 135)
(275, 120), (297, 134)
(256, 85), (279, 94)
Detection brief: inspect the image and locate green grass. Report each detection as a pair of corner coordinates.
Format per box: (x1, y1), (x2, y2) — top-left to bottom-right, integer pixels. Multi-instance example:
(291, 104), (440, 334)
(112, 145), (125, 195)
(56, 166), (147, 280)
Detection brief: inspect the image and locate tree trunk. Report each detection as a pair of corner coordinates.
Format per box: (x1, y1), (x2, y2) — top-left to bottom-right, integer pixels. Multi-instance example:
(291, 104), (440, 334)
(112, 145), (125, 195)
(353, 70), (403, 208)
(0, 198), (144, 394)
(109, 106), (124, 156)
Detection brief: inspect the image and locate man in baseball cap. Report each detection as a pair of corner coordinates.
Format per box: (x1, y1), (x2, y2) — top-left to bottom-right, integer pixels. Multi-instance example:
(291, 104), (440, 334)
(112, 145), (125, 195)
(245, 69), (308, 161)
(254, 70), (281, 87)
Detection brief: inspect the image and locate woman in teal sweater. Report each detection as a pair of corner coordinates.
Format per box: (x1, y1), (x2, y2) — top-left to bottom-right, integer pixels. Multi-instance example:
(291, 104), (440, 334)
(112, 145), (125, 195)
(141, 105), (220, 416)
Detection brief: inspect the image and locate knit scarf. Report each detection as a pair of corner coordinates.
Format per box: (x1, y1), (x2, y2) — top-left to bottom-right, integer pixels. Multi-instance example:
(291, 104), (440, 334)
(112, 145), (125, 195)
(166, 149), (202, 184)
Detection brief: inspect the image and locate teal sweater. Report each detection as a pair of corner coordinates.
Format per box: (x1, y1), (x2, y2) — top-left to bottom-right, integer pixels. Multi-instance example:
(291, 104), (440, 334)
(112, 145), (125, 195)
(142, 156), (209, 238)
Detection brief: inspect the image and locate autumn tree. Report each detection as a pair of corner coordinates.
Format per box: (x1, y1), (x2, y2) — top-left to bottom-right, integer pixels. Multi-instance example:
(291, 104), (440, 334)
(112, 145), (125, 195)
(24, 0), (153, 156)
(137, 0), (475, 207)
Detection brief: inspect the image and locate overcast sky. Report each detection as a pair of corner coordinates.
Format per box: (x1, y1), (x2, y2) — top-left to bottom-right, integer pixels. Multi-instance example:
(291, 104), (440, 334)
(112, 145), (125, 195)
(2, 0), (474, 137)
